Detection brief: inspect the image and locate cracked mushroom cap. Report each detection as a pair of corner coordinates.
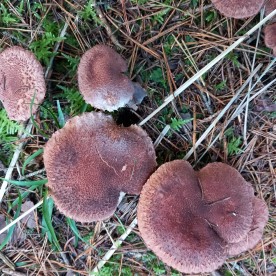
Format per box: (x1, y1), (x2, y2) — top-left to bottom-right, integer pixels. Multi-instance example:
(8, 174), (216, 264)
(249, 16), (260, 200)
(264, 23), (276, 56)
(44, 112), (156, 222)
(137, 160), (255, 274)
(78, 45), (146, 112)
(228, 197), (268, 256)
(0, 46), (46, 121)
(211, 0), (265, 19)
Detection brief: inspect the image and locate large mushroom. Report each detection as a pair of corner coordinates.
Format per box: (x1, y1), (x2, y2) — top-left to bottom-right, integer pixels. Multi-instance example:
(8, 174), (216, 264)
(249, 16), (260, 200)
(44, 112), (156, 222)
(77, 45), (146, 112)
(138, 160), (268, 274)
(211, 0), (265, 19)
(0, 46), (46, 121)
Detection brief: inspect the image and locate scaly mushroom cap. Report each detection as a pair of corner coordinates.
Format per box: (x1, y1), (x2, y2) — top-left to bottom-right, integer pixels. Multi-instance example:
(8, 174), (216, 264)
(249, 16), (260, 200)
(228, 197), (268, 256)
(138, 161), (255, 274)
(198, 163), (254, 243)
(265, 0), (276, 17)
(264, 23), (276, 56)
(211, 0), (265, 19)
(78, 45), (145, 111)
(44, 112), (156, 222)
(0, 46), (46, 121)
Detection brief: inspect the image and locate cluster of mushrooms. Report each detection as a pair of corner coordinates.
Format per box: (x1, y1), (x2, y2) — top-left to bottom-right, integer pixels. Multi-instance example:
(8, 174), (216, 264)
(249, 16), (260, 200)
(0, 8), (272, 273)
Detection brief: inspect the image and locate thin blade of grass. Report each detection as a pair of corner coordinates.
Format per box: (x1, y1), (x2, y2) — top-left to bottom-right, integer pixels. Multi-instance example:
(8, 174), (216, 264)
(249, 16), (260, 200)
(0, 192), (22, 250)
(42, 194), (61, 251)
(22, 148), (44, 175)
(0, 178), (47, 187)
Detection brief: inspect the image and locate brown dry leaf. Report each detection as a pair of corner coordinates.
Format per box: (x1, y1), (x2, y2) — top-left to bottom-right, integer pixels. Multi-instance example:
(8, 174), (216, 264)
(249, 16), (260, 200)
(21, 201), (36, 229)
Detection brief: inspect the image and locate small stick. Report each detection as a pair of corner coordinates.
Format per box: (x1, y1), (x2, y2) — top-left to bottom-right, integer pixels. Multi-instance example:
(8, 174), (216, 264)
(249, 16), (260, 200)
(0, 121), (33, 203)
(0, 252), (15, 270)
(92, 0), (125, 49)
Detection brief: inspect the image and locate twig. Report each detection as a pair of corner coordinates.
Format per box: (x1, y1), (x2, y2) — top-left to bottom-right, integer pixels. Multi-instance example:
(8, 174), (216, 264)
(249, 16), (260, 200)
(138, 9), (276, 127)
(18, 168), (46, 181)
(0, 121), (33, 203)
(183, 64), (263, 160)
(243, 9), (264, 145)
(90, 218), (137, 275)
(1, 269), (26, 276)
(0, 252), (15, 270)
(92, 0), (125, 49)
(0, 199), (43, 235)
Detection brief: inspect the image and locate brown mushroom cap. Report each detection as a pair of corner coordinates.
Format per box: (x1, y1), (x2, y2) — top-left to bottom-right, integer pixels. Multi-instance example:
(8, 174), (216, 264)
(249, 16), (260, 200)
(211, 0), (265, 19)
(138, 161), (255, 274)
(264, 23), (276, 56)
(228, 197), (268, 256)
(265, 0), (276, 17)
(198, 163), (254, 243)
(0, 46), (46, 121)
(44, 112), (156, 222)
(78, 45), (145, 111)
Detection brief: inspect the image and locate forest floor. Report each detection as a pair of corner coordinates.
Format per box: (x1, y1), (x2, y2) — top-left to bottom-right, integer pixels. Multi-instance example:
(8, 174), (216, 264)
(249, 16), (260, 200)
(0, 0), (275, 275)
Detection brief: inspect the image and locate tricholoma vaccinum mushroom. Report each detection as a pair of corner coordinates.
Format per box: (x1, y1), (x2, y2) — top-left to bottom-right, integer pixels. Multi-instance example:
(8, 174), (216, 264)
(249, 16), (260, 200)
(138, 160), (268, 273)
(0, 46), (46, 121)
(78, 45), (146, 112)
(44, 112), (156, 222)
(264, 23), (276, 56)
(211, 0), (265, 19)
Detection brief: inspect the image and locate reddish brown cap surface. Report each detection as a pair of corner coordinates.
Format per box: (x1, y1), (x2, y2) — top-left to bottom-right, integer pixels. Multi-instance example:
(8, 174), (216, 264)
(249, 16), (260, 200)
(264, 23), (276, 56)
(265, 0), (276, 17)
(211, 0), (265, 18)
(198, 163), (254, 243)
(0, 46), (46, 121)
(78, 45), (145, 111)
(138, 161), (256, 273)
(138, 160), (228, 274)
(228, 197), (268, 256)
(44, 112), (156, 222)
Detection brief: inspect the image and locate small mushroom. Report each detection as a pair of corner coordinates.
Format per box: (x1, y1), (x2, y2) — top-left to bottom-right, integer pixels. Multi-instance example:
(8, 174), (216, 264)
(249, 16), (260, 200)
(137, 161), (263, 274)
(0, 46), (46, 121)
(44, 112), (156, 222)
(228, 197), (268, 256)
(77, 45), (146, 112)
(211, 0), (265, 19)
(264, 23), (276, 56)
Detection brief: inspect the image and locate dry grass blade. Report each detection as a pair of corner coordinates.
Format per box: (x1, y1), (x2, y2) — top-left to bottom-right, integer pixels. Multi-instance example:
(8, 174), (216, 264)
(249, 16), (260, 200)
(139, 9), (276, 127)
(184, 63), (262, 160)
(0, 121), (33, 203)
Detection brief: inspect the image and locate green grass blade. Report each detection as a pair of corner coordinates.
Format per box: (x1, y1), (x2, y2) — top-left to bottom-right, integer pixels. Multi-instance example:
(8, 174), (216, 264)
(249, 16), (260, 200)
(22, 148), (44, 175)
(0, 192), (22, 250)
(10, 185), (39, 210)
(56, 100), (65, 127)
(42, 194), (61, 251)
(0, 178), (47, 187)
